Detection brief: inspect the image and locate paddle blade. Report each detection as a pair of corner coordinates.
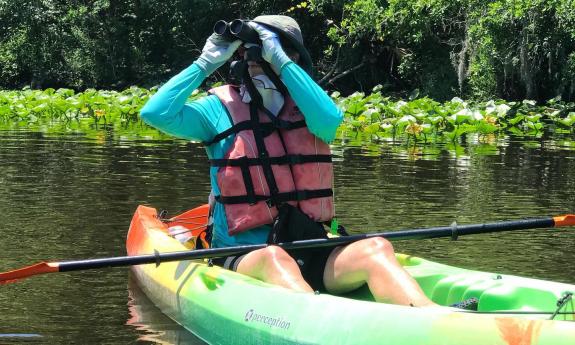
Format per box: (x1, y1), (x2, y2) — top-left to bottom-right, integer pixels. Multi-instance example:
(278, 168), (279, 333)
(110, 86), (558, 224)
(554, 215), (575, 227)
(0, 262), (60, 285)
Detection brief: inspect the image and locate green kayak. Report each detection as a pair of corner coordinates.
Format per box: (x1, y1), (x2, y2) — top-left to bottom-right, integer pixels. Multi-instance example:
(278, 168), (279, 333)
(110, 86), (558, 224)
(127, 205), (575, 344)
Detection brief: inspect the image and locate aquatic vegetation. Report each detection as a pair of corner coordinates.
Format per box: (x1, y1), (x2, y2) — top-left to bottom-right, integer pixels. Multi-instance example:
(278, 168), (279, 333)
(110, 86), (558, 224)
(333, 85), (575, 144)
(1, 86), (573, 144)
(0, 87), (206, 140)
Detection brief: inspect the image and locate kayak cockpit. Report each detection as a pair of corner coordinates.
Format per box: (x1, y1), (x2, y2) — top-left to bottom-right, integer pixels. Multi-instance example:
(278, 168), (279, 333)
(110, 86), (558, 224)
(130, 205), (574, 322)
(341, 253), (574, 321)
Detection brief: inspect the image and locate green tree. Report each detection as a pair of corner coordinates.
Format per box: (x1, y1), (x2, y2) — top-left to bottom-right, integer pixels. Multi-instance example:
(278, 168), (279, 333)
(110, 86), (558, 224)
(1, 0), (574, 102)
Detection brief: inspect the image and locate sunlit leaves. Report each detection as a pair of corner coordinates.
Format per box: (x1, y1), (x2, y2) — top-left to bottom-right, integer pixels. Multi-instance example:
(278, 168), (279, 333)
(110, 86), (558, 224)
(2, 85), (574, 146)
(0, 87), (165, 139)
(286, 1), (309, 13)
(333, 86), (575, 143)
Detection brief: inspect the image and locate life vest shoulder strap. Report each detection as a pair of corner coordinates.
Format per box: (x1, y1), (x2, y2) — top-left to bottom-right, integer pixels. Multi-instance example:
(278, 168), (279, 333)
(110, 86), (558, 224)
(204, 85), (307, 146)
(203, 120), (307, 146)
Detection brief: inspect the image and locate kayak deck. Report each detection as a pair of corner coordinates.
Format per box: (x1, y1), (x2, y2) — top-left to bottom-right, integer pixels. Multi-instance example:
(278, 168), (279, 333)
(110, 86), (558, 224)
(127, 205), (575, 344)
(345, 254), (574, 319)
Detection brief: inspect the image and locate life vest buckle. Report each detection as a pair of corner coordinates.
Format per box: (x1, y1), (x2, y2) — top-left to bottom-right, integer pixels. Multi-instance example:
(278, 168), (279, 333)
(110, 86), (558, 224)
(266, 197), (285, 208)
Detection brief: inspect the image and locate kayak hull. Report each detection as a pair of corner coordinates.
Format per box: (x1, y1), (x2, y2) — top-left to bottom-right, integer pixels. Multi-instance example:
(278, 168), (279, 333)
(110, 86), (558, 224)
(127, 205), (575, 344)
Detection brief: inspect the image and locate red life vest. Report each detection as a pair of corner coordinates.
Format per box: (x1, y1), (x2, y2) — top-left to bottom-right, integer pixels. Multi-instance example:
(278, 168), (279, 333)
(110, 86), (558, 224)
(207, 85), (335, 235)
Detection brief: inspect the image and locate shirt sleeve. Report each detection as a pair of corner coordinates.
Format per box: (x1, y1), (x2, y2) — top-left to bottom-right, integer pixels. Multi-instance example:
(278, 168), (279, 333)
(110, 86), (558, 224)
(139, 63), (225, 142)
(280, 62), (343, 143)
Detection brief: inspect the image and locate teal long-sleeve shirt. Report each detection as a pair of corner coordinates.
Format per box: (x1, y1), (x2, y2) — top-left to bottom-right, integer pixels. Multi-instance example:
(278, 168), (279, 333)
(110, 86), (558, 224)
(140, 61), (343, 248)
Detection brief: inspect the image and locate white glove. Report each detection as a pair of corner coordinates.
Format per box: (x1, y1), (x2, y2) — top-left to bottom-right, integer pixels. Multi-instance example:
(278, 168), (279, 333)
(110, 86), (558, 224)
(249, 22), (292, 72)
(195, 33), (242, 75)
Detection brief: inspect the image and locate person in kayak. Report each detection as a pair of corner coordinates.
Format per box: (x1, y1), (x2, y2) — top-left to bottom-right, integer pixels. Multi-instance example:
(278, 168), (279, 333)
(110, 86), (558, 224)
(140, 15), (439, 308)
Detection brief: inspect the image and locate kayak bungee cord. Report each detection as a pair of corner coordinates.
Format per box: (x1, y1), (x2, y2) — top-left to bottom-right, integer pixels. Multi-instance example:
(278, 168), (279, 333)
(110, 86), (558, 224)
(463, 293), (574, 320)
(469, 311), (574, 316)
(551, 292), (574, 320)
(465, 311), (574, 321)
(0, 214), (573, 284)
(160, 215), (207, 222)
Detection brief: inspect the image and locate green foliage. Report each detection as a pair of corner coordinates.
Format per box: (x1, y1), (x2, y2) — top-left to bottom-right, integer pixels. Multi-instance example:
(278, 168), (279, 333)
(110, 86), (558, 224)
(0, 0), (288, 90)
(307, 0), (575, 101)
(0, 87), (204, 140)
(465, 0), (575, 101)
(467, 41), (498, 100)
(0, 0), (574, 103)
(337, 0), (385, 45)
(333, 85), (575, 143)
(1, 87), (573, 145)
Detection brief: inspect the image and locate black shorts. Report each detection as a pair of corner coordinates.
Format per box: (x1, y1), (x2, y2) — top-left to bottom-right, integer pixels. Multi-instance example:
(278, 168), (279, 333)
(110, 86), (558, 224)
(210, 246), (335, 292)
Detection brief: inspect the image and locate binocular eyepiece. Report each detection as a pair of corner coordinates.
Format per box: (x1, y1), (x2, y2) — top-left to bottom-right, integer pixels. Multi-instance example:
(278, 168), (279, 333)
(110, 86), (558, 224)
(214, 19), (266, 83)
(213, 19), (260, 44)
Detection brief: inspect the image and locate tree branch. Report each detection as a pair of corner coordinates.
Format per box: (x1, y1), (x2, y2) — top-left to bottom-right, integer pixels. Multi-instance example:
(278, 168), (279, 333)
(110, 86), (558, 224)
(318, 47), (341, 85)
(326, 61), (367, 85)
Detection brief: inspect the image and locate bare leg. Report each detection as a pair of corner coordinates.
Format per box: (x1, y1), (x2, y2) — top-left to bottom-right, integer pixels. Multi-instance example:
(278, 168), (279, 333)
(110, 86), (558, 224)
(323, 237), (437, 307)
(236, 246), (313, 293)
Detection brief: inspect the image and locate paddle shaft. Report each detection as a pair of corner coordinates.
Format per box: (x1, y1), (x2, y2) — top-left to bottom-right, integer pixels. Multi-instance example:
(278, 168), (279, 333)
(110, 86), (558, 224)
(57, 216), (560, 272)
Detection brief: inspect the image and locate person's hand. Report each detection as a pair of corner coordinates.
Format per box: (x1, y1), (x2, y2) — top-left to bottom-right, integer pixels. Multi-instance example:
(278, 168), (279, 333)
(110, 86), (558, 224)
(249, 22), (292, 72)
(195, 33), (242, 75)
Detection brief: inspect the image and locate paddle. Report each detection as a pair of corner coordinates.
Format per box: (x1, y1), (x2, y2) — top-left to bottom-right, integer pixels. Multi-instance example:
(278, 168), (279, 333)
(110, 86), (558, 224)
(1, 214), (573, 284)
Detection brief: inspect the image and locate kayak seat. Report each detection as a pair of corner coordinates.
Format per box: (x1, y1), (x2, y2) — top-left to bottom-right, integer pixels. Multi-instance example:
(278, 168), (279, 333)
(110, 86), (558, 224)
(431, 273), (497, 306)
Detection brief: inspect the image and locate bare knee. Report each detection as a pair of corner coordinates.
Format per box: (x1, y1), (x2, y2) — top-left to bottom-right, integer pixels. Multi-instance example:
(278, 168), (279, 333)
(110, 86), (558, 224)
(238, 246), (294, 278)
(361, 237), (395, 257)
(258, 246), (294, 267)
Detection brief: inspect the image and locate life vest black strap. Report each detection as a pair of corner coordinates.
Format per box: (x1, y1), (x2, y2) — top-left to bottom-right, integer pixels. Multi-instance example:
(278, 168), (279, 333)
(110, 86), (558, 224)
(210, 154), (333, 167)
(260, 105), (300, 129)
(215, 188), (333, 205)
(248, 101), (282, 204)
(238, 156), (257, 205)
(203, 120), (307, 146)
(204, 121), (253, 146)
(260, 62), (289, 96)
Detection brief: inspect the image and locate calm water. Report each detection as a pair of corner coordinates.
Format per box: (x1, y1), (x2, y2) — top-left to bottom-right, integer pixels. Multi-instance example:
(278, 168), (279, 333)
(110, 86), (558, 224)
(0, 130), (574, 344)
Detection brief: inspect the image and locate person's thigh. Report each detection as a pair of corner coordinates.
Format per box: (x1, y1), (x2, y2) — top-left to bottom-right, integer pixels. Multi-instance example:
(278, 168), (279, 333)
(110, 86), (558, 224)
(322, 243), (369, 294)
(236, 246), (314, 292)
(323, 238), (396, 294)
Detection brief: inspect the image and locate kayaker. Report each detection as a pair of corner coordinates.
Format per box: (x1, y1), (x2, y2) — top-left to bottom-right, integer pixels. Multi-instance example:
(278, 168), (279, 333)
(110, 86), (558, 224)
(140, 15), (440, 308)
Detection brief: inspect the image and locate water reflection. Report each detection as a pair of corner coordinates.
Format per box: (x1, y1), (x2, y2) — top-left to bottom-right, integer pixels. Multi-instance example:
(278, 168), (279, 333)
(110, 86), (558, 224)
(0, 130), (573, 344)
(127, 277), (205, 345)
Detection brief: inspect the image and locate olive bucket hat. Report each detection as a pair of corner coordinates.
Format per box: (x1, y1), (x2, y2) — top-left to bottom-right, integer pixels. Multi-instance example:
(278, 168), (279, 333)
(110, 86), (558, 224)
(252, 15), (313, 74)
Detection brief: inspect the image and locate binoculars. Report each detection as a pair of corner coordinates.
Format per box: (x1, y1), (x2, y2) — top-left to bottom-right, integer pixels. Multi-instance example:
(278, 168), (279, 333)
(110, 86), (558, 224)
(213, 19), (260, 44)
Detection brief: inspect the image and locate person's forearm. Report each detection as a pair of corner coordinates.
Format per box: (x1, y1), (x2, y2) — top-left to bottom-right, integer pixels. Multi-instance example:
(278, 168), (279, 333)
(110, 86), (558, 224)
(281, 62), (343, 143)
(140, 63), (207, 135)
